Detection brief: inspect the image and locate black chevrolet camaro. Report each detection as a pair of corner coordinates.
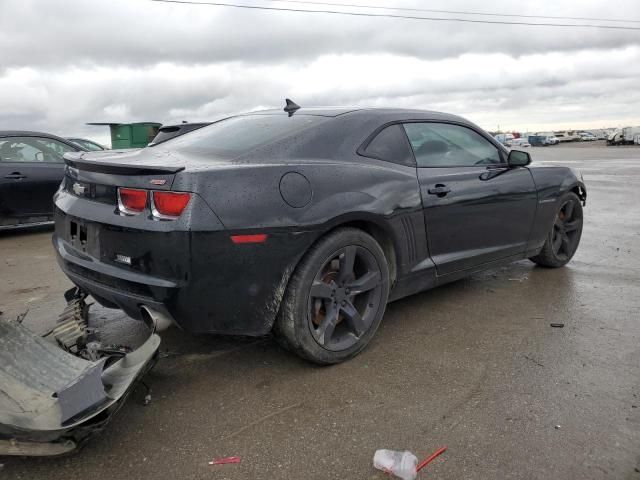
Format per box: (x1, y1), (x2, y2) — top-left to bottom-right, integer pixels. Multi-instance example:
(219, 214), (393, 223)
(54, 104), (586, 364)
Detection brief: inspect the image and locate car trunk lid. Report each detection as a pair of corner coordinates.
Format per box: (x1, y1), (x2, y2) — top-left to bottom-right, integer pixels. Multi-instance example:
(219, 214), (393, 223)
(61, 149), (185, 207)
(64, 149), (185, 176)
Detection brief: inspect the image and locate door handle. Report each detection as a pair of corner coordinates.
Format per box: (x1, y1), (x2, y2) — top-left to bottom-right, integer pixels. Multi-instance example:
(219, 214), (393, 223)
(427, 184), (451, 196)
(5, 173), (26, 180)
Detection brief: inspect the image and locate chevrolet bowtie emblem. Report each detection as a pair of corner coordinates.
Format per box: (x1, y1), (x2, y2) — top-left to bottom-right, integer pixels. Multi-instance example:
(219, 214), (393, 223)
(72, 182), (86, 195)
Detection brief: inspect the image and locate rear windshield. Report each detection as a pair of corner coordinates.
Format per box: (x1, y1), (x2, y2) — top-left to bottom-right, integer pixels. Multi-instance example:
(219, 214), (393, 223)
(155, 114), (328, 158)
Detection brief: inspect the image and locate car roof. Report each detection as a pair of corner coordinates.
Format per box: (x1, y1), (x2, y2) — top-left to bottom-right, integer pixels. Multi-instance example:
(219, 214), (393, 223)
(1, 130), (62, 136)
(0, 130), (72, 140)
(158, 122), (212, 129)
(247, 107), (363, 117)
(244, 106), (467, 122)
(0, 131), (85, 150)
(66, 137), (101, 143)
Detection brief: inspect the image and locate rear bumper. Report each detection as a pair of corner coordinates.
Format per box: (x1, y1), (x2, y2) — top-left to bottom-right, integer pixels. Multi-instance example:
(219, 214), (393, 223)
(0, 317), (159, 455)
(53, 194), (317, 335)
(54, 233), (175, 323)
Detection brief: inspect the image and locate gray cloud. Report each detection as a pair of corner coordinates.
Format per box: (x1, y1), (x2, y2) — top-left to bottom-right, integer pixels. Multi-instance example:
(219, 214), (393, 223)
(2, 0), (640, 68)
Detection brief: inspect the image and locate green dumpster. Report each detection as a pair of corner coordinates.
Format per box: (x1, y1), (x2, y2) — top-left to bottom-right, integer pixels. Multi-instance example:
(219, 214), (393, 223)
(87, 122), (162, 149)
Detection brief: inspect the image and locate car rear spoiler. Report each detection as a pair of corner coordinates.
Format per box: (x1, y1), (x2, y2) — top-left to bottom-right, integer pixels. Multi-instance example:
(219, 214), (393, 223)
(63, 151), (185, 175)
(0, 293), (160, 456)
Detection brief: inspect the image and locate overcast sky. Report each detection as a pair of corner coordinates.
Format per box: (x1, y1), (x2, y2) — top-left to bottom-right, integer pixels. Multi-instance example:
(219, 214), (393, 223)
(2, 0), (640, 144)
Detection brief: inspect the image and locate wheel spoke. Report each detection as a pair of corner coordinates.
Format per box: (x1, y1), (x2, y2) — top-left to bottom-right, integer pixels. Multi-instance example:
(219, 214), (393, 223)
(310, 281), (334, 300)
(347, 271), (381, 295)
(315, 302), (339, 346)
(564, 220), (580, 232)
(560, 232), (571, 254)
(563, 201), (575, 220)
(338, 246), (356, 283)
(552, 232), (562, 253)
(341, 301), (366, 336)
(554, 217), (563, 229)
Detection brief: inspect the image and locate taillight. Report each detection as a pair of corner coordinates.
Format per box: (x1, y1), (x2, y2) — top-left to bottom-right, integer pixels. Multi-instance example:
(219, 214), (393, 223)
(118, 188), (147, 214)
(152, 191), (191, 218)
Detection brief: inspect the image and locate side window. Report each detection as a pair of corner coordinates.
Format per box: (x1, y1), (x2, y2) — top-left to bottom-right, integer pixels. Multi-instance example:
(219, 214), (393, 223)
(0, 137), (73, 163)
(34, 138), (76, 162)
(403, 123), (502, 167)
(362, 124), (414, 166)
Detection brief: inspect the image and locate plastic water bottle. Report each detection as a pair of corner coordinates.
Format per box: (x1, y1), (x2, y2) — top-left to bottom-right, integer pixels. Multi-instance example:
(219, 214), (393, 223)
(373, 449), (418, 480)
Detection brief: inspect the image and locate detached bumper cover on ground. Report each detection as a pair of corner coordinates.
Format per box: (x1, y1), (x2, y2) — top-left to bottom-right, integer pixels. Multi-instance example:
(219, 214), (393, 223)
(0, 316), (159, 456)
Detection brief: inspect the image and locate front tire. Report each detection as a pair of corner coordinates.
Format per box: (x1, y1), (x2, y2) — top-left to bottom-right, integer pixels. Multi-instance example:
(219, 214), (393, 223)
(274, 228), (390, 365)
(530, 192), (583, 268)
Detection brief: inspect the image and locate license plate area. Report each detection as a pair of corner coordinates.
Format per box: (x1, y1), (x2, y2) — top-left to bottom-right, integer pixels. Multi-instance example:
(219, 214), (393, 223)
(68, 218), (100, 257)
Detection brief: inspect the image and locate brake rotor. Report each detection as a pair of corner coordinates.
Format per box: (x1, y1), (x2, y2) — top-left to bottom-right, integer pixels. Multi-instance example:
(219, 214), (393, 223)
(312, 265), (344, 327)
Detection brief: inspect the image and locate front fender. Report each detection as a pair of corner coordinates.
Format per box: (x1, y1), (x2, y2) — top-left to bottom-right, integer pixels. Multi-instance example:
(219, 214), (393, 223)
(527, 166), (587, 251)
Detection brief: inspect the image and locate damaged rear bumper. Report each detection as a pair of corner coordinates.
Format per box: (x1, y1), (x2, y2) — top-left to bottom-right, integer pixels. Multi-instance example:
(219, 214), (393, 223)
(0, 300), (160, 456)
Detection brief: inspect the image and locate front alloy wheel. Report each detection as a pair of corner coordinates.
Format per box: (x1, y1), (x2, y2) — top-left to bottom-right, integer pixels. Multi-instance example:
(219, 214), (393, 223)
(530, 191), (583, 268)
(550, 198), (582, 261)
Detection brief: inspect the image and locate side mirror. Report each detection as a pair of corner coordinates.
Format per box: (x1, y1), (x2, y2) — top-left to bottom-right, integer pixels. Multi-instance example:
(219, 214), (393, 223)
(508, 149), (531, 167)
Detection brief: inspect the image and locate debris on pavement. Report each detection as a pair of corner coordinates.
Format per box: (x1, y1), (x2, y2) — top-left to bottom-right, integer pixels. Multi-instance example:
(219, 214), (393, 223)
(373, 447), (447, 479)
(0, 292), (160, 456)
(550, 323), (565, 328)
(524, 355), (544, 367)
(416, 446), (447, 473)
(508, 275), (528, 282)
(209, 456), (241, 465)
(16, 309), (29, 323)
(138, 381), (152, 406)
(373, 449), (418, 480)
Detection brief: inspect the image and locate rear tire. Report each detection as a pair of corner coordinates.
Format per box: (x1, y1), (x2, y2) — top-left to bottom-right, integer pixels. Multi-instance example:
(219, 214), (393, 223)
(274, 228), (390, 365)
(530, 192), (583, 268)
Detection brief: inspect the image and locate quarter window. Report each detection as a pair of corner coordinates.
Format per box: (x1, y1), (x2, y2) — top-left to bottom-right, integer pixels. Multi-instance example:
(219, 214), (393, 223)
(361, 124), (414, 166)
(403, 123), (502, 167)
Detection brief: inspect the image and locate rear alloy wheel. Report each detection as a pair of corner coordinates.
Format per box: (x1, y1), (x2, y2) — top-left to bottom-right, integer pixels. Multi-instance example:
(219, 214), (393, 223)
(274, 228), (390, 364)
(530, 191), (583, 268)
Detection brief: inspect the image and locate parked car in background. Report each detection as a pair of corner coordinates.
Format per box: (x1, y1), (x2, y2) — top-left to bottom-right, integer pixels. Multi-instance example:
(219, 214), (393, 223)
(528, 135), (547, 147)
(511, 137), (531, 147)
(494, 133), (514, 146)
(66, 137), (108, 151)
(538, 133), (559, 145)
(554, 131), (581, 143)
(578, 132), (597, 141)
(1, 131), (85, 229)
(607, 130), (624, 145)
(148, 122), (212, 146)
(54, 104), (586, 365)
(621, 126), (640, 145)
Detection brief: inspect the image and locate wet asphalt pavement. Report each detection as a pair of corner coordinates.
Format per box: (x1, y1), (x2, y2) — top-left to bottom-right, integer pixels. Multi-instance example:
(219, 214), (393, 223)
(1, 143), (639, 479)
